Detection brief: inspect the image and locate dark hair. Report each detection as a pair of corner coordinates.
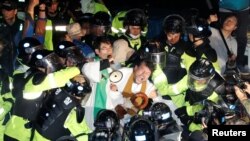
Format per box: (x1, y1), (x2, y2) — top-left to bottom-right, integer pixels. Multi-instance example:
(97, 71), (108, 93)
(134, 59), (155, 73)
(93, 36), (113, 50)
(221, 13), (238, 27)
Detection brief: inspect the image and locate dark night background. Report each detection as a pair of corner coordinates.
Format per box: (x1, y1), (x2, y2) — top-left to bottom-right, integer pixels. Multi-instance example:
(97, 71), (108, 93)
(103, 0), (220, 18)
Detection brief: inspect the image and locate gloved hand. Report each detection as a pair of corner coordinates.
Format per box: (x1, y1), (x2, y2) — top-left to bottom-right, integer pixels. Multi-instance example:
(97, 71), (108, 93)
(174, 106), (193, 125)
(193, 110), (209, 124)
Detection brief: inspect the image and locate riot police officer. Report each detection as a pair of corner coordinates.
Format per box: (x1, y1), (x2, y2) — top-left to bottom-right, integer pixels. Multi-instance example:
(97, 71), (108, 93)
(143, 102), (183, 141)
(4, 49), (81, 140)
(174, 58), (227, 141)
(123, 115), (157, 141)
(33, 73), (92, 141)
(41, 0), (71, 51)
(185, 15), (220, 71)
(89, 109), (121, 141)
(83, 11), (114, 49)
(112, 8), (148, 67)
(0, 0), (24, 75)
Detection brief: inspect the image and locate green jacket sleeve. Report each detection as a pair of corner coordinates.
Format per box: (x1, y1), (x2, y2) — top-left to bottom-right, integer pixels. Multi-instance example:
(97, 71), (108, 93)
(65, 109), (91, 141)
(24, 67), (80, 93)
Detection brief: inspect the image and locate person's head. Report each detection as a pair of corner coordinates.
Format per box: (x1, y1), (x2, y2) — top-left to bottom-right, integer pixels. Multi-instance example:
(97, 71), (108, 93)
(94, 109), (120, 132)
(29, 49), (63, 74)
(143, 40), (166, 68)
(188, 58), (215, 92)
(186, 17), (211, 43)
(133, 59), (154, 84)
(66, 23), (85, 40)
(78, 13), (94, 36)
(18, 37), (44, 65)
(125, 115), (156, 141)
(55, 41), (85, 67)
(163, 14), (185, 45)
(93, 36), (113, 59)
(91, 11), (111, 37)
(67, 0), (83, 22)
(1, 0), (17, 24)
(123, 8), (147, 39)
(65, 74), (92, 99)
(221, 14), (238, 34)
(92, 109), (120, 141)
(46, 0), (60, 17)
(143, 102), (173, 125)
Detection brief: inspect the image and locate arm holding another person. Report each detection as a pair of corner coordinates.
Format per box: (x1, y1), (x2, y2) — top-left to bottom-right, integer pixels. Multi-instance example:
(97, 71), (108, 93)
(234, 82), (250, 116)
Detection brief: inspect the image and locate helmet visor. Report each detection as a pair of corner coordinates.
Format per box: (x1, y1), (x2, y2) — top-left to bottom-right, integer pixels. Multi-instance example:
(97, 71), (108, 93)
(92, 25), (111, 36)
(65, 46), (85, 66)
(42, 53), (64, 73)
(24, 45), (43, 54)
(188, 73), (211, 92)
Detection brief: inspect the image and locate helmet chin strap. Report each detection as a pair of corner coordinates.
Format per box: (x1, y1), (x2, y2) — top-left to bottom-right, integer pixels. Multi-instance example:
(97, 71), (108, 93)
(129, 33), (141, 39)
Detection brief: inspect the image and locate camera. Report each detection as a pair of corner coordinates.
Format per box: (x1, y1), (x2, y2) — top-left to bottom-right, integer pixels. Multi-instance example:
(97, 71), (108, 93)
(225, 74), (246, 93)
(193, 100), (231, 125)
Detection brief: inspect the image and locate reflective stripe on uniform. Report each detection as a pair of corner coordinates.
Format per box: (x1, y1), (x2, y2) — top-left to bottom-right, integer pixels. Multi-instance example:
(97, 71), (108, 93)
(55, 26), (67, 31)
(0, 108), (4, 115)
(173, 84), (180, 95)
(119, 28), (126, 33)
(153, 72), (166, 84)
(19, 24), (23, 31)
(111, 27), (119, 33)
(23, 91), (43, 100)
(48, 73), (57, 88)
(45, 25), (53, 30)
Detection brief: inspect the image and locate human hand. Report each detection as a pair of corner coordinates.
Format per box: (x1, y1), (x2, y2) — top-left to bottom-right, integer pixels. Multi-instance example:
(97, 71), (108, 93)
(208, 14), (218, 24)
(29, 0), (39, 7)
(243, 82), (250, 94)
(110, 83), (118, 92)
(234, 85), (248, 101)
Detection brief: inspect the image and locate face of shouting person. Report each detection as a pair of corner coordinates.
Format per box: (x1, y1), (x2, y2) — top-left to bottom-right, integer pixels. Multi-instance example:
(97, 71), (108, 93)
(133, 62), (152, 84)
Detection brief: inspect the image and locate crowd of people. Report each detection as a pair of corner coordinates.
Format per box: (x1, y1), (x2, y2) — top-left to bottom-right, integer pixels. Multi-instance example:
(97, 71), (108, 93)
(0, 0), (249, 141)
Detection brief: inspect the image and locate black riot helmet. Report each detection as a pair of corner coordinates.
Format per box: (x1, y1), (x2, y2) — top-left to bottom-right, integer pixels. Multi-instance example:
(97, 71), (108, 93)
(94, 109), (119, 132)
(163, 14), (185, 33)
(55, 41), (85, 66)
(55, 41), (76, 57)
(91, 11), (112, 36)
(186, 16), (212, 38)
(123, 8), (147, 30)
(78, 12), (94, 24)
(65, 74), (92, 97)
(188, 58), (215, 92)
(18, 37), (44, 65)
(143, 40), (166, 69)
(126, 115), (156, 141)
(92, 11), (112, 27)
(29, 50), (63, 73)
(143, 102), (173, 125)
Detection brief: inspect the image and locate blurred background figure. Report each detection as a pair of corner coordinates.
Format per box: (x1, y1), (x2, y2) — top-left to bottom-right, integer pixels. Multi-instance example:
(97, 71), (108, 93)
(219, 0), (249, 72)
(0, 0), (24, 76)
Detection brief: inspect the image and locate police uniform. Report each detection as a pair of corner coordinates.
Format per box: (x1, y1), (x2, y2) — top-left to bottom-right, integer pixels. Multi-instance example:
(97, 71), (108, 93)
(33, 87), (90, 141)
(0, 17), (24, 75)
(4, 67), (80, 140)
(174, 59), (226, 133)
